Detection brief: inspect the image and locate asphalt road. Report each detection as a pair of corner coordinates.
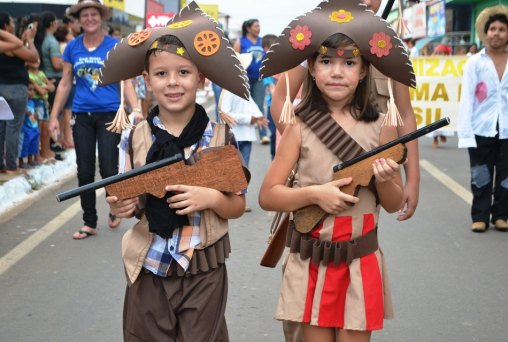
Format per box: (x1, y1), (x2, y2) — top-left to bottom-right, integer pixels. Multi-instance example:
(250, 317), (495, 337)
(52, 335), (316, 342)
(1, 135), (507, 342)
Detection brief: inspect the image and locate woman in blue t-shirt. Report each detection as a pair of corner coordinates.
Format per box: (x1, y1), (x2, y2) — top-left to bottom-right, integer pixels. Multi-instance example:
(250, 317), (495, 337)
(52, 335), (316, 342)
(48, 0), (138, 240)
(234, 18), (268, 143)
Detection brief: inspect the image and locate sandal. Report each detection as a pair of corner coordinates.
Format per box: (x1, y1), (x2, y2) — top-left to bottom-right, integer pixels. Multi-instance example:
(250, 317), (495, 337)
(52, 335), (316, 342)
(72, 227), (97, 240)
(108, 212), (121, 229)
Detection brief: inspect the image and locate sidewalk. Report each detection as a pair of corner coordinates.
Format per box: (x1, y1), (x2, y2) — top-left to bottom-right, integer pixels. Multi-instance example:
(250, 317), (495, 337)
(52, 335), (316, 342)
(0, 92), (216, 223)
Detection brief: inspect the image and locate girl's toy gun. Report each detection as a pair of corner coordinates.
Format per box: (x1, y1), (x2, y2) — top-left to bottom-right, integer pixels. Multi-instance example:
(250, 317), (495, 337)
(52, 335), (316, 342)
(56, 145), (250, 202)
(293, 117), (450, 233)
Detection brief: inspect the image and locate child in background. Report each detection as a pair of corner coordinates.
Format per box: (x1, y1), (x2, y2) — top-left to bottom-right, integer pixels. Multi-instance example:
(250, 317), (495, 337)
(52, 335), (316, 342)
(103, 2), (251, 340)
(27, 58), (55, 163)
(19, 83), (40, 168)
(261, 34), (278, 160)
(258, 1), (416, 340)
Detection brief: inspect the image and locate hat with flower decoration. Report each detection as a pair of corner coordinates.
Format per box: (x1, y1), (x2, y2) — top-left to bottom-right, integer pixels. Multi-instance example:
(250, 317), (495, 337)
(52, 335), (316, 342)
(261, 0), (416, 126)
(475, 5), (508, 45)
(98, 1), (249, 132)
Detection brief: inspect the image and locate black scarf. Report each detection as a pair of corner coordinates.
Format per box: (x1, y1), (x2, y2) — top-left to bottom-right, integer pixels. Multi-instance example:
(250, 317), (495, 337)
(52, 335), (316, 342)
(145, 104), (210, 239)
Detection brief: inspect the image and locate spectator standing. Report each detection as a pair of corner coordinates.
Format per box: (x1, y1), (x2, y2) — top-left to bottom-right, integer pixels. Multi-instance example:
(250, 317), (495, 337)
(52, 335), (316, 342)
(261, 34), (278, 159)
(0, 26), (23, 52)
(467, 42), (478, 57)
(457, 5), (508, 233)
(0, 11), (39, 175)
(19, 83), (40, 168)
(234, 18), (269, 144)
(48, 0), (139, 239)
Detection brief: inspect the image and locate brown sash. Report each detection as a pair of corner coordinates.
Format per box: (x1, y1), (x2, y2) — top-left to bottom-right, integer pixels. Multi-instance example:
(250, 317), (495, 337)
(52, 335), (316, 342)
(298, 109), (365, 162)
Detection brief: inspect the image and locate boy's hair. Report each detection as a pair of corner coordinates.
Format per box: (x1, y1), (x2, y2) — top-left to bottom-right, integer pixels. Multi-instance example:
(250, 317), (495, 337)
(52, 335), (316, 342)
(484, 13), (508, 34)
(296, 33), (378, 123)
(261, 34), (277, 50)
(144, 34), (186, 71)
(54, 24), (70, 43)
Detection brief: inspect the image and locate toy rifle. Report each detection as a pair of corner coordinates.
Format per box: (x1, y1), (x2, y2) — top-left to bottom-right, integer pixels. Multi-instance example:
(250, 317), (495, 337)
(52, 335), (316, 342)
(56, 145), (250, 202)
(293, 117), (450, 233)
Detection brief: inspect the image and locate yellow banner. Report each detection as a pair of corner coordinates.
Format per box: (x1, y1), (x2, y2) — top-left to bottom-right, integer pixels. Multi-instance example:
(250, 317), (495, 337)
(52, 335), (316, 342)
(409, 56), (468, 131)
(104, 0), (125, 11)
(199, 4), (219, 22)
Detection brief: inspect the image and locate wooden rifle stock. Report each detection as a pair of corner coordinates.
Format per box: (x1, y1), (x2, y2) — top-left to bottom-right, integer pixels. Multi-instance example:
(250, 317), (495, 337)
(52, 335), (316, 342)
(56, 145), (249, 202)
(293, 117), (450, 233)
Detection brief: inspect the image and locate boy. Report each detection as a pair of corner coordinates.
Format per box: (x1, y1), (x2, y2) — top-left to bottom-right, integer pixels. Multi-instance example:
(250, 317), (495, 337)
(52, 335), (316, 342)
(101, 2), (251, 340)
(19, 83), (40, 168)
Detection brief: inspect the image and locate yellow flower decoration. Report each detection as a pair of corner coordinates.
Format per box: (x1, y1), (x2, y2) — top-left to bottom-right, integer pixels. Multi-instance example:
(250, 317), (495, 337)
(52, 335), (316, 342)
(353, 49), (360, 57)
(168, 19), (193, 29)
(150, 40), (159, 49)
(176, 47), (185, 56)
(329, 10), (353, 24)
(320, 46), (328, 55)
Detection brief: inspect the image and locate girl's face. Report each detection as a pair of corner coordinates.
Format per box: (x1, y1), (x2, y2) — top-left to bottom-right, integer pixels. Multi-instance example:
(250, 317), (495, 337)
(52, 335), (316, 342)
(247, 21), (260, 37)
(5, 16), (14, 33)
(310, 46), (367, 106)
(79, 7), (102, 34)
(143, 50), (204, 118)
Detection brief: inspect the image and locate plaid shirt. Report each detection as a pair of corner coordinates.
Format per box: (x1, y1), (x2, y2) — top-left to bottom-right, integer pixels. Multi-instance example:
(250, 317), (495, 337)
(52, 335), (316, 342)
(119, 116), (243, 276)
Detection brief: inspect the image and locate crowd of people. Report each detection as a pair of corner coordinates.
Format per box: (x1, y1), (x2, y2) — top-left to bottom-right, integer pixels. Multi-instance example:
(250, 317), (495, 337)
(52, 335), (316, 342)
(1, 0), (506, 341)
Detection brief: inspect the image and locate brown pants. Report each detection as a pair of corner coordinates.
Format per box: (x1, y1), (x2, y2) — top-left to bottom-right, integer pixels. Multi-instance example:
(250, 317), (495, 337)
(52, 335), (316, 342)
(123, 264), (229, 341)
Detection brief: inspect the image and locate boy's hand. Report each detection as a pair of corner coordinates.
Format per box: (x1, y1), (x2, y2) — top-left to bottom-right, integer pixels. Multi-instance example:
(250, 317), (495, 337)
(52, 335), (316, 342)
(254, 116), (269, 128)
(166, 185), (218, 215)
(372, 158), (399, 184)
(106, 196), (139, 218)
(313, 177), (359, 215)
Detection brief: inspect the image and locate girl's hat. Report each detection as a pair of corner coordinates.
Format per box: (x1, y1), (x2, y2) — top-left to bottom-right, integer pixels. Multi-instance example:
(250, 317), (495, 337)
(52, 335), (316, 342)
(475, 5), (508, 45)
(260, 0), (415, 89)
(99, 1), (249, 100)
(433, 44), (452, 55)
(67, 0), (111, 20)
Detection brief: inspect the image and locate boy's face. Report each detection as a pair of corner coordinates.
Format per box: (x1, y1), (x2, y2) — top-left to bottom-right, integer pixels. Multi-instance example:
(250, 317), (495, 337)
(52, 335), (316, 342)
(486, 20), (508, 50)
(143, 50), (204, 117)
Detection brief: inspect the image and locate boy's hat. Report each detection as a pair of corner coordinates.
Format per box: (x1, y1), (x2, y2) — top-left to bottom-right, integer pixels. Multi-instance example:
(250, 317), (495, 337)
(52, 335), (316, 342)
(99, 1), (249, 100)
(67, 0), (112, 20)
(475, 5), (508, 45)
(260, 0), (415, 88)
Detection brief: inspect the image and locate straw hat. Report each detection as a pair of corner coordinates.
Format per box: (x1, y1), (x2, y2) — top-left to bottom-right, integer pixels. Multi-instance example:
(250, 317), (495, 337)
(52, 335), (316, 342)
(475, 5), (508, 44)
(67, 0), (112, 20)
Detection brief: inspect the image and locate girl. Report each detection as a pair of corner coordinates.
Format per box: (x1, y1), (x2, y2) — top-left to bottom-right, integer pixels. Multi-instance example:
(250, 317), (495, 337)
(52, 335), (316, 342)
(258, 1), (416, 340)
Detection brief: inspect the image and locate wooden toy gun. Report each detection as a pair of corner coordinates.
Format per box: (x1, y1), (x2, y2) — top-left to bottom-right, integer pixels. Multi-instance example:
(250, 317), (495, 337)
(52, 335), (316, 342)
(56, 145), (250, 202)
(293, 117), (450, 233)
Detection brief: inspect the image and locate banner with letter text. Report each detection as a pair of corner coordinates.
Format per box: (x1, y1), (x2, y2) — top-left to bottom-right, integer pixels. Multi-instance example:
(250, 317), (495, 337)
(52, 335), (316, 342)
(409, 56), (468, 131)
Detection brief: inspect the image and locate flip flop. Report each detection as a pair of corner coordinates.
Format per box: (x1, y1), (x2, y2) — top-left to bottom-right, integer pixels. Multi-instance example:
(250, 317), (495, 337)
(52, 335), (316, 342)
(108, 212), (121, 229)
(72, 228), (96, 240)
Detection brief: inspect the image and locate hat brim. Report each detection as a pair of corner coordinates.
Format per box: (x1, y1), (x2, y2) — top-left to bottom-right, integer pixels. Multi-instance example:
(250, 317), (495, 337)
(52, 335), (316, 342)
(67, 2), (112, 20)
(475, 5), (508, 44)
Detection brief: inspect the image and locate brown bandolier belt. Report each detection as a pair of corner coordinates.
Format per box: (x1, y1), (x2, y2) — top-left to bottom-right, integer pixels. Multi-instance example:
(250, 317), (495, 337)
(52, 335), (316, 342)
(285, 220), (379, 266)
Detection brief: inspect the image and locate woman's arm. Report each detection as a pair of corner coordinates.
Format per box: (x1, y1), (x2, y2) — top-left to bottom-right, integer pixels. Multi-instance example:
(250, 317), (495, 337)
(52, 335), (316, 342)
(11, 28), (39, 63)
(233, 39), (241, 53)
(48, 62), (73, 137)
(0, 29), (23, 52)
(393, 81), (420, 220)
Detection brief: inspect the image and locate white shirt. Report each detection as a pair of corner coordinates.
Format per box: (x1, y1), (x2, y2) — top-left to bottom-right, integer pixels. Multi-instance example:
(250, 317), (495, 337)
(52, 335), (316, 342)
(220, 90), (263, 142)
(457, 48), (508, 148)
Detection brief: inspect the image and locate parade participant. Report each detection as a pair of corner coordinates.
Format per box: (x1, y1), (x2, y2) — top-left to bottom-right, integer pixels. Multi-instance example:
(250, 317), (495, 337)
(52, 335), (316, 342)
(48, 0), (139, 239)
(102, 2), (250, 340)
(270, 0), (420, 222)
(457, 5), (508, 233)
(234, 18), (269, 144)
(258, 1), (415, 340)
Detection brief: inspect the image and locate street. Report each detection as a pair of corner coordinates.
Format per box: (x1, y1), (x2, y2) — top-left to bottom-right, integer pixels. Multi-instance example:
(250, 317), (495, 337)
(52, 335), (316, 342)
(1, 135), (508, 342)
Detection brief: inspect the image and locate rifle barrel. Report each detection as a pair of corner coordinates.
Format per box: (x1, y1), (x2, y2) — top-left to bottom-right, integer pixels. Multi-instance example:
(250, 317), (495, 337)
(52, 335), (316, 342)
(56, 153), (183, 202)
(333, 117), (450, 172)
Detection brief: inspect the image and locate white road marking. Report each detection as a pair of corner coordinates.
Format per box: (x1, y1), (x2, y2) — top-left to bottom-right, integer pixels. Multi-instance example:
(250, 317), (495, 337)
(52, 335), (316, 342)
(0, 189), (105, 276)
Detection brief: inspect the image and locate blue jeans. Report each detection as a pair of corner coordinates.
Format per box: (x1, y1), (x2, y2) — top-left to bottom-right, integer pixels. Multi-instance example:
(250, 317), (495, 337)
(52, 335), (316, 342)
(212, 83), (222, 122)
(237, 141), (252, 167)
(0, 84), (28, 170)
(73, 112), (120, 228)
(249, 78), (267, 139)
(267, 106), (276, 159)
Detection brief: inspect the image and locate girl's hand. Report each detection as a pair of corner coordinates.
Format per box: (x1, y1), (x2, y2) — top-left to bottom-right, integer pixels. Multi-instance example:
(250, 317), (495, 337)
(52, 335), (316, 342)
(166, 185), (218, 215)
(373, 158), (400, 183)
(313, 177), (359, 215)
(106, 196), (139, 218)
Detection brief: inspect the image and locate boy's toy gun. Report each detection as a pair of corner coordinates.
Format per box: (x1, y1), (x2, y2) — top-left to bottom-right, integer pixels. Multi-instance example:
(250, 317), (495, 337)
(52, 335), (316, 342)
(56, 145), (250, 202)
(293, 117), (450, 233)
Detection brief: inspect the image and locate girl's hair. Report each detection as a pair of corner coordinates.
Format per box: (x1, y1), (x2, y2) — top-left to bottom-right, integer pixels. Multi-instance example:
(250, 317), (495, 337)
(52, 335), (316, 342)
(144, 34), (185, 71)
(0, 11), (10, 30)
(296, 33), (378, 123)
(35, 11), (57, 60)
(241, 19), (258, 38)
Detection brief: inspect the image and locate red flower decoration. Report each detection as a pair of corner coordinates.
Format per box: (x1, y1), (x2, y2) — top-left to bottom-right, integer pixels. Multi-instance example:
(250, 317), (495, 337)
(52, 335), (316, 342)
(369, 32), (393, 58)
(289, 25), (312, 51)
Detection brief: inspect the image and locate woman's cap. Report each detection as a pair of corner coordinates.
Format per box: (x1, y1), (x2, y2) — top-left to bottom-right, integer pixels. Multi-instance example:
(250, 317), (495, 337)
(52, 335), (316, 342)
(475, 5), (508, 45)
(99, 1), (249, 100)
(260, 0), (416, 88)
(67, 0), (111, 20)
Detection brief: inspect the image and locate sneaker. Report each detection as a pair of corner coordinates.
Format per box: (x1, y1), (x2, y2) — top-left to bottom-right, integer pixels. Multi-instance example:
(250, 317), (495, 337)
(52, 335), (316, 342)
(471, 222), (486, 233)
(261, 136), (270, 145)
(494, 219), (508, 232)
